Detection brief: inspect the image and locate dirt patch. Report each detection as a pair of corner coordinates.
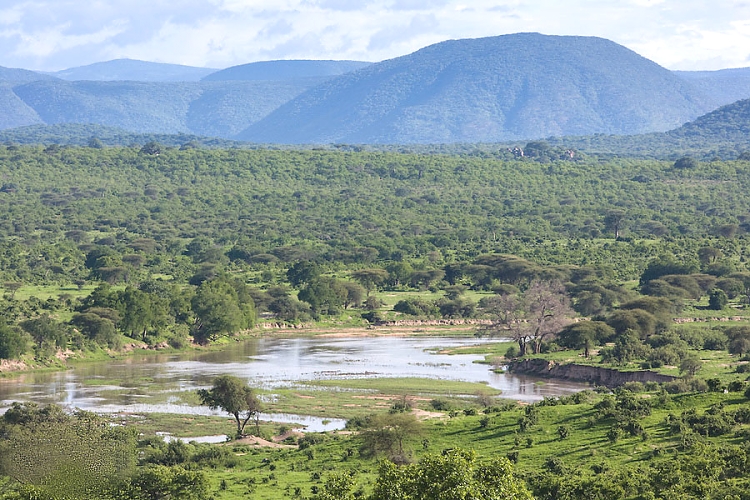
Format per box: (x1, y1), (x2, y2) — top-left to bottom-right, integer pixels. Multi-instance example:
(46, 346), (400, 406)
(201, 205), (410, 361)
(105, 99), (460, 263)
(230, 435), (297, 448)
(412, 408), (446, 420)
(294, 393), (315, 399)
(273, 430), (304, 443)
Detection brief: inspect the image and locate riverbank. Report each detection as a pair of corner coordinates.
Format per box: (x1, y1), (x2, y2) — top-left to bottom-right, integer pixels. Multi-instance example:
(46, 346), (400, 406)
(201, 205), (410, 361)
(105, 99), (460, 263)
(507, 358), (677, 387)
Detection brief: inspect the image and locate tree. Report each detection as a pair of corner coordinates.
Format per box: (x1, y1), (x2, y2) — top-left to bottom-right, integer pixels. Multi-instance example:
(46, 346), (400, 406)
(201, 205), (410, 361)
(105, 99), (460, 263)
(140, 141), (162, 156)
(369, 448), (532, 500)
(0, 322), (28, 359)
(298, 277), (347, 316)
(197, 375), (262, 438)
(342, 281), (366, 309)
(287, 261), (321, 288)
(120, 465), (209, 500)
(604, 209), (627, 239)
(20, 315), (68, 356)
(351, 268), (389, 296)
(557, 321), (614, 358)
(117, 287), (169, 342)
(360, 412), (423, 463)
(679, 354), (702, 377)
(708, 288), (728, 310)
(674, 156), (698, 169)
(191, 278), (255, 344)
(481, 281), (573, 355)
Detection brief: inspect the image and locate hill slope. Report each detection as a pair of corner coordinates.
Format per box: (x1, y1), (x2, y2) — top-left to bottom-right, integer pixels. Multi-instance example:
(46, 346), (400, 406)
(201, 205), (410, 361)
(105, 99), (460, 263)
(51, 59), (218, 82)
(0, 66), (55, 83)
(675, 67), (750, 108)
(202, 60), (371, 81)
(667, 97), (750, 142)
(239, 33), (713, 144)
(8, 78), (328, 136)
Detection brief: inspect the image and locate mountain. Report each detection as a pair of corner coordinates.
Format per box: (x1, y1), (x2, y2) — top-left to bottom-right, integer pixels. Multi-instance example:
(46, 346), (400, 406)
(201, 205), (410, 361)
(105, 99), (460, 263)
(202, 60), (371, 81)
(51, 59), (218, 82)
(0, 66), (55, 83)
(675, 67), (750, 108)
(238, 33), (714, 144)
(8, 78), (329, 136)
(0, 83), (44, 129)
(668, 97), (750, 143)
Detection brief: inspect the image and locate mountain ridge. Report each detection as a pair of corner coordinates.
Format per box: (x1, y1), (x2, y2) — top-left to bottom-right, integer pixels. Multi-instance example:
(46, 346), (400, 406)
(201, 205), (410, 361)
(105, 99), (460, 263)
(238, 33), (715, 144)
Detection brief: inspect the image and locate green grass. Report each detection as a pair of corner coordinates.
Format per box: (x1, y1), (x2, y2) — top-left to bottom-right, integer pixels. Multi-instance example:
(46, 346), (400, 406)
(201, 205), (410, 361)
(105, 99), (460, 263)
(125, 388), (750, 499)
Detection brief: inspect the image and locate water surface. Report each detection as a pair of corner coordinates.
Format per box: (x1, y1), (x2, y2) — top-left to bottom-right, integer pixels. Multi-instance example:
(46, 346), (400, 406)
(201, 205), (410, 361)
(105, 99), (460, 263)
(0, 336), (586, 430)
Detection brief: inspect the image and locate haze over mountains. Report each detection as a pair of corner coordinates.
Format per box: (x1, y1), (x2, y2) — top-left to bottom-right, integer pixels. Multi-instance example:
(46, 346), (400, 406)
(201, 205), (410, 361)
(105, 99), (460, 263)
(1, 33), (749, 144)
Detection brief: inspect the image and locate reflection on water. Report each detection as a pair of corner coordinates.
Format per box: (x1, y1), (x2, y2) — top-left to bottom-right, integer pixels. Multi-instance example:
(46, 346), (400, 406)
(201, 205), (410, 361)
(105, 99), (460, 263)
(0, 336), (587, 427)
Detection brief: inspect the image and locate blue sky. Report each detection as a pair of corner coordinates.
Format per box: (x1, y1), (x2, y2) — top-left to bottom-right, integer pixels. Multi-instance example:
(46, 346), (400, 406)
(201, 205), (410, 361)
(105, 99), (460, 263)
(0, 0), (748, 72)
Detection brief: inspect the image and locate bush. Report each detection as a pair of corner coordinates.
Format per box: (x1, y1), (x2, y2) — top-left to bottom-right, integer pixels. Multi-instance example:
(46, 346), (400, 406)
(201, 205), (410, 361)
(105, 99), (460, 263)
(727, 380), (746, 392)
(429, 399), (452, 411)
(708, 289), (729, 310)
(393, 298), (437, 317)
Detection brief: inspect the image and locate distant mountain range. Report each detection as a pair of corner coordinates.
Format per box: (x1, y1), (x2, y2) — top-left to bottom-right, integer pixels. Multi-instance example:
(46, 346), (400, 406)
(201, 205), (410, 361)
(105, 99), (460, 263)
(202, 60), (371, 81)
(2, 96), (749, 160)
(0, 34), (749, 144)
(48, 59), (218, 82)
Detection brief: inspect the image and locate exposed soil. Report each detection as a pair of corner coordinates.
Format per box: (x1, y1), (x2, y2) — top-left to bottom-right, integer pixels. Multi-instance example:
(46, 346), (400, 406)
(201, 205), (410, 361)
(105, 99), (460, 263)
(231, 435), (297, 448)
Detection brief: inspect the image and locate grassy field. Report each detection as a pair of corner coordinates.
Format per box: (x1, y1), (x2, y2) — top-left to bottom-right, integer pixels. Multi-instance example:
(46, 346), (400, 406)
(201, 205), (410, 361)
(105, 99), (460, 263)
(126, 387), (750, 499)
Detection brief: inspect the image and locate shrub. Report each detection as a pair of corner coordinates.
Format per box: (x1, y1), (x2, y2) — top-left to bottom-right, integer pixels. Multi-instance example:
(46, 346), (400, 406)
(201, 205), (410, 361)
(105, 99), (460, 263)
(708, 289), (729, 310)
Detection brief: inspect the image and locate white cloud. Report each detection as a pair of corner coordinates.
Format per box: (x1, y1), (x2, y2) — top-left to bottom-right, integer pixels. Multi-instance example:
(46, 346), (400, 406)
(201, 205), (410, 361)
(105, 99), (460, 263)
(0, 0), (746, 71)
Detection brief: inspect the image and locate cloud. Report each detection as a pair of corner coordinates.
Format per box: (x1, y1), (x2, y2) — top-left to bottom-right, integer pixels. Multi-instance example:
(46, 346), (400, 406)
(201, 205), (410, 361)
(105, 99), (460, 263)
(367, 14), (439, 52)
(0, 0), (746, 71)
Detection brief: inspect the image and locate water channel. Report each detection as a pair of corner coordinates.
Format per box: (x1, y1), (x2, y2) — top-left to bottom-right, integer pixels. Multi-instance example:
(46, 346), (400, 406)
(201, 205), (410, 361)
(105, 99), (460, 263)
(0, 336), (587, 431)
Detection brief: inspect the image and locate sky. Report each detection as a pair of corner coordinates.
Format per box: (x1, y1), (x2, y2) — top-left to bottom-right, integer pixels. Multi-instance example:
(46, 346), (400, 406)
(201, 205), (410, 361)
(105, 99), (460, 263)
(0, 0), (748, 72)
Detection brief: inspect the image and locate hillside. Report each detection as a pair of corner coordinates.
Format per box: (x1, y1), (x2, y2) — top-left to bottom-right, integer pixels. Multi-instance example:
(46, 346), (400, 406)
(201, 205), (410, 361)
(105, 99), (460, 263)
(0, 66), (55, 83)
(667, 96), (750, 141)
(50, 58), (218, 82)
(239, 33), (713, 144)
(542, 96), (750, 160)
(675, 67), (750, 107)
(8, 78), (328, 136)
(0, 84), (44, 129)
(202, 59), (371, 81)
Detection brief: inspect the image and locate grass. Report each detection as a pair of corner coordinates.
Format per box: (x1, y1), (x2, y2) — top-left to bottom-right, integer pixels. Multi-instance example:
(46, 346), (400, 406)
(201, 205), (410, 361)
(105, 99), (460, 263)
(122, 387), (750, 499)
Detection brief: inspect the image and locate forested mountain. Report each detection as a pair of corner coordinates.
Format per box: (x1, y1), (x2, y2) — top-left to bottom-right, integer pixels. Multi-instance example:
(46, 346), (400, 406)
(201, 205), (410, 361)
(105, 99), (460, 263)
(668, 97), (750, 144)
(0, 66), (56, 83)
(5, 78), (328, 137)
(49, 59), (218, 82)
(675, 67), (750, 108)
(239, 33), (713, 144)
(1, 34), (748, 143)
(202, 60), (371, 81)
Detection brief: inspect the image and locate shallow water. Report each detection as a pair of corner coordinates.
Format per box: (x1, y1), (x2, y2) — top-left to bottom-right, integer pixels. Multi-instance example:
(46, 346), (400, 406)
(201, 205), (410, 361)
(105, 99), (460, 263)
(0, 336), (586, 429)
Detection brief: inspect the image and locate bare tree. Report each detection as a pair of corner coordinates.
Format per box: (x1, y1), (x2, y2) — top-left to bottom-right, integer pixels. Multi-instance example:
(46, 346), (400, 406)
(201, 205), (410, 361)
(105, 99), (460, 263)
(481, 281), (573, 355)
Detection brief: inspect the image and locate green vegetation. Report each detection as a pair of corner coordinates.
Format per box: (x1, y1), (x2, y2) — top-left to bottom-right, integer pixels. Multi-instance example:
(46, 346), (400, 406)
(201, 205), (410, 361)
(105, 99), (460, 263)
(4, 140), (750, 498)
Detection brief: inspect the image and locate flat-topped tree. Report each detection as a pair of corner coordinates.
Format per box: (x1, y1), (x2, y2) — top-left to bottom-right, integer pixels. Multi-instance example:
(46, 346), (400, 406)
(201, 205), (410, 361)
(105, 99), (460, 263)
(197, 375), (262, 438)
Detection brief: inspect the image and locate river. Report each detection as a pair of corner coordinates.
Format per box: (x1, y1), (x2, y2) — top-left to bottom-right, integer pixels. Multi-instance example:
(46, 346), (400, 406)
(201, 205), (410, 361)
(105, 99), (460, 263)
(0, 336), (587, 431)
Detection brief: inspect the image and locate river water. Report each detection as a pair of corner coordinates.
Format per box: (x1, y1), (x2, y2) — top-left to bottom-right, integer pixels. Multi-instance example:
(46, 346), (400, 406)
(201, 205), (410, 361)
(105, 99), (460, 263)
(0, 336), (586, 431)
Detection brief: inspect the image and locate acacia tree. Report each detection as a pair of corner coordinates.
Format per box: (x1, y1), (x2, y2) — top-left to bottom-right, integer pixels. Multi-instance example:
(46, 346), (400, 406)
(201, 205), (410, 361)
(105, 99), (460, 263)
(368, 448), (532, 500)
(481, 281), (573, 355)
(197, 375), (262, 437)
